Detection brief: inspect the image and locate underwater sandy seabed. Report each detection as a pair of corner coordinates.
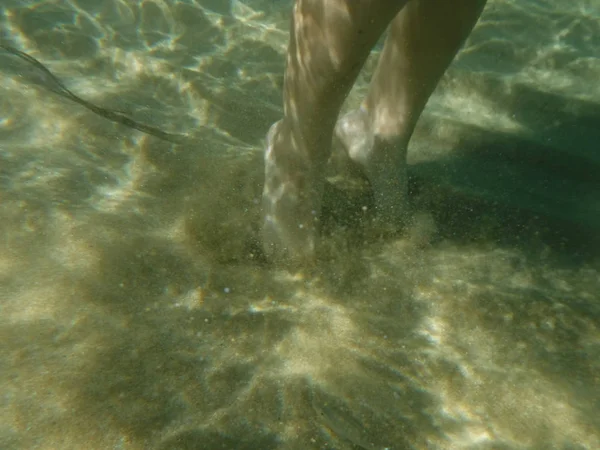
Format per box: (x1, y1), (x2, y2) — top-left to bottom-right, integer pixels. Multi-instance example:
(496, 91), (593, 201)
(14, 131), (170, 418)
(1, 0), (599, 449)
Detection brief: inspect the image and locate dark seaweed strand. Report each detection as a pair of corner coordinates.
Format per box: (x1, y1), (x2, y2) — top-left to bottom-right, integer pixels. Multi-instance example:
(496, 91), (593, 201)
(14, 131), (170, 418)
(0, 43), (186, 144)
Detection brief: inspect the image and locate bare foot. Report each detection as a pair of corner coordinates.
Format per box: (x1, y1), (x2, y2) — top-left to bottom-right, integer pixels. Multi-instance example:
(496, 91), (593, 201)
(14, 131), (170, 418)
(334, 108), (409, 228)
(261, 120), (323, 267)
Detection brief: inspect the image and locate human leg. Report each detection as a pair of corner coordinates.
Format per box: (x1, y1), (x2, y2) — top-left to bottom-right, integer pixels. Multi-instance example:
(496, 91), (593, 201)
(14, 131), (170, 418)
(262, 0), (407, 266)
(336, 0), (488, 225)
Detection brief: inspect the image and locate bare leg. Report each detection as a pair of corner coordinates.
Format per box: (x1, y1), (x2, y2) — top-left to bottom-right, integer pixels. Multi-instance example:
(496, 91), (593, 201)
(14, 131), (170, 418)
(262, 0), (407, 266)
(336, 0), (487, 225)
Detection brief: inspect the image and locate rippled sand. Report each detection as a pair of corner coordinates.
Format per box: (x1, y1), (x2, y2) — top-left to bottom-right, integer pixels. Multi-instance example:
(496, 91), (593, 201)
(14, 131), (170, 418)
(1, 0), (599, 449)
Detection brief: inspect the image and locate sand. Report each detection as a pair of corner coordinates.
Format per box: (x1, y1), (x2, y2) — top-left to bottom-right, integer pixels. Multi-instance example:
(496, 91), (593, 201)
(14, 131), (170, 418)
(1, 0), (599, 448)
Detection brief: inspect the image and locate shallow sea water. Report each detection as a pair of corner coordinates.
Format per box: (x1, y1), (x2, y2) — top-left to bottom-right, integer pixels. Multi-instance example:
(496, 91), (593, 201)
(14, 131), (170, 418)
(1, 0), (599, 449)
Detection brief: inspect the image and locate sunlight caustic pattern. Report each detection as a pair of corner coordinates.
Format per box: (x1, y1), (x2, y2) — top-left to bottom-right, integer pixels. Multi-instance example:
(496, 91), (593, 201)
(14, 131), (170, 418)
(1, 0), (599, 449)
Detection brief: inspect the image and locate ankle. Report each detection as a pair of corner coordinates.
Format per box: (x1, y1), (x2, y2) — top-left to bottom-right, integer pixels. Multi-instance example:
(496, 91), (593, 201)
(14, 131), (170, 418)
(361, 103), (413, 149)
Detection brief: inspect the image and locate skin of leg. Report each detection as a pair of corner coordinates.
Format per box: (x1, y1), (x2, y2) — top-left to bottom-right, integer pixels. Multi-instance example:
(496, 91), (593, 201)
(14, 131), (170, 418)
(262, 0), (407, 267)
(335, 0), (488, 225)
